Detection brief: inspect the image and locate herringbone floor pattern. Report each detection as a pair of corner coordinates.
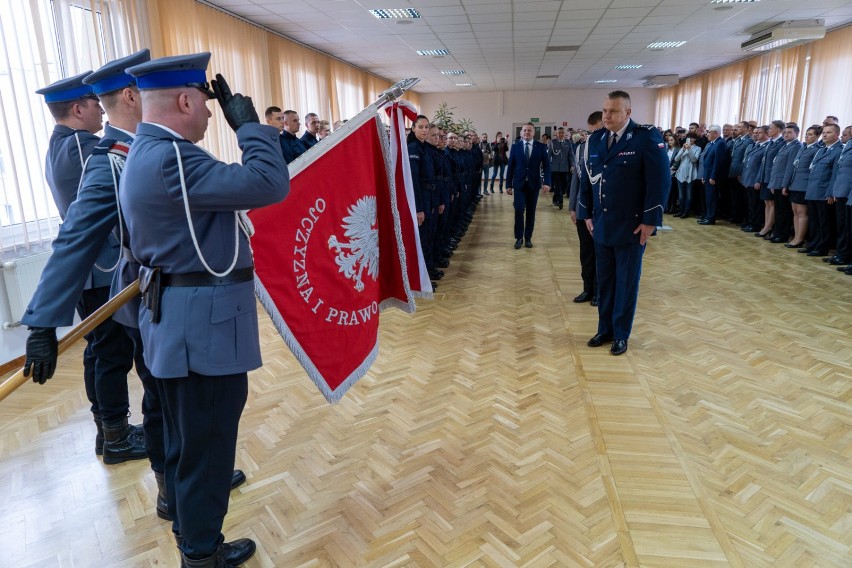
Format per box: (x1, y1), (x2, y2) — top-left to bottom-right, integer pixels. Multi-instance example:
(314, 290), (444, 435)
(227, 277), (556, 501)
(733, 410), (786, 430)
(2, 191), (851, 567)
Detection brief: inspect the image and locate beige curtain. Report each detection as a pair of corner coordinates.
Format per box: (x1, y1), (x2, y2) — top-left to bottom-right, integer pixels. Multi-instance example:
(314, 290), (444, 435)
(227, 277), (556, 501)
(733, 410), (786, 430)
(704, 62), (745, 125)
(673, 76), (703, 128)
(655, 25), (851, 132)
(655, 86), (677, 130)
(802, 25), (852, 128)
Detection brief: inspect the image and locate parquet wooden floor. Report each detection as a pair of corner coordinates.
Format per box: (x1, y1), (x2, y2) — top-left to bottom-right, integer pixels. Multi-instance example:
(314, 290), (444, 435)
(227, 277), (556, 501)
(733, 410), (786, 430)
(2, 192), (852, 567)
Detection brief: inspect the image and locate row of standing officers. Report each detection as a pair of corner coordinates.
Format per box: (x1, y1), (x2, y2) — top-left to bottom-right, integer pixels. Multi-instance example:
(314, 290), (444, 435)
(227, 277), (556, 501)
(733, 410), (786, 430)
(24, 49), (289, 567)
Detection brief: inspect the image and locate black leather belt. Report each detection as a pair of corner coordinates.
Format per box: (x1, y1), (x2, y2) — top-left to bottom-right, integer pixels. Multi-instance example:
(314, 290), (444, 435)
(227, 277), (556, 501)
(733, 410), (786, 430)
(161, 267), (254, 287)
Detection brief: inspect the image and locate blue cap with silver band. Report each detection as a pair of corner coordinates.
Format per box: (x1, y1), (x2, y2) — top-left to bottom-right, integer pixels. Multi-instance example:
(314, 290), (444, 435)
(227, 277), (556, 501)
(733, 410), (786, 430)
(126, 52), (213, 97)
(35, 71), (94, 103)
(83, 49), (151, 95)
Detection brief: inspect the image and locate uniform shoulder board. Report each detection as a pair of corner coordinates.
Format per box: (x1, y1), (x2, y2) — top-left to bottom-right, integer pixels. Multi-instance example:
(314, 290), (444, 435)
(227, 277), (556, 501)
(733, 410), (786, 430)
(91, 137), (117, 156)
(640, 124), (656, 130)
(91, 138), (130, 158)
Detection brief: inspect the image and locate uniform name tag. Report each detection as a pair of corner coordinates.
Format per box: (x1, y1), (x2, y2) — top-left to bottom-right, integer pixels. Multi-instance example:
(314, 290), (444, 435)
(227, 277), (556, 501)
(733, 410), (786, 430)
(618, 151), (636, 156)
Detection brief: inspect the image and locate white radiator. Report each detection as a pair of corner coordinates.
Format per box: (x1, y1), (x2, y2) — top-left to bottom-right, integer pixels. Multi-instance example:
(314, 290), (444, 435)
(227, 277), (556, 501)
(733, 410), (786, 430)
(2, 250), (53, 328)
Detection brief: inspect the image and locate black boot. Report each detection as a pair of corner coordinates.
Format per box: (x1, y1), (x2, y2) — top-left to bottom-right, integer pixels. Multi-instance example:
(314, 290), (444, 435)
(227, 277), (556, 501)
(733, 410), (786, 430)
(154, 471), (170, 520)
(179, 539), (256, 567)
(94, 419), (104, 456)
(102, 417), (147, 464)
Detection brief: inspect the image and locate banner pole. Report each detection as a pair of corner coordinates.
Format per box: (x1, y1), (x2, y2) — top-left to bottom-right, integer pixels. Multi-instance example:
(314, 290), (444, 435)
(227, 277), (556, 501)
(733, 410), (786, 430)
(0, 280), (140, 402)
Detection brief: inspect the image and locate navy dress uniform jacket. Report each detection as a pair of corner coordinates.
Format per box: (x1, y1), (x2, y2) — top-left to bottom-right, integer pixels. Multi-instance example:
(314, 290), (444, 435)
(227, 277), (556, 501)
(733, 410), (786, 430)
(506, 139), (551, 190)
(576, 120), (670, 246)
(760, 137), (785, 184)
(119, 122), (288, 378)
(280, 130), (307, 164)
(804, 142), (843, 201)
(23, 123), (133, 328)
(769, 140), (802, 190)
(408, 138), (435, 213)
(43, 125), (119, 290)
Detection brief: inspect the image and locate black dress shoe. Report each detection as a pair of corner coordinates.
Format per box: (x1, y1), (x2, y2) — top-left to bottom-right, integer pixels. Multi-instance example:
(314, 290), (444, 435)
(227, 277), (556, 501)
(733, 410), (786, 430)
(754, 231), (769, 237)
(829, 257), (850, 265)
(785, 242), (805, 248)
(807, 250), (828, 257)
(587, 333), (613, 347)
(610, 339), (628, 356)
(573, 291), (592, 303)
(844, 266), (852, 275)
(698, 219), (715, 225)
(220, 538), (257, 566)
(590, 297), (598, 307)
(769, 236), (787, 243)
(431, 281), (438, 289)
(741, 225), (754, 232)
(514, 239), (523, 249)
(798, 248), (812, 254)
(436, 259), (450, 268)
(524, 240), (533, 248)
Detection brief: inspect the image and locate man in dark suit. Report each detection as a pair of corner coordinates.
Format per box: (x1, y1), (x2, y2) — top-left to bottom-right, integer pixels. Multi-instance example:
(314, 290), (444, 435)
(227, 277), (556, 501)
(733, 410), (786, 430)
(506, 122), (551, 248)
(577, 90), (670, 356)
(698, 124), (728, 225)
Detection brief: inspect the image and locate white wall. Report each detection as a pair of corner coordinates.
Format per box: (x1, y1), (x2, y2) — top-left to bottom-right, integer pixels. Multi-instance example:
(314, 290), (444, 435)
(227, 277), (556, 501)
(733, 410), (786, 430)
(417, 88), (658, 139)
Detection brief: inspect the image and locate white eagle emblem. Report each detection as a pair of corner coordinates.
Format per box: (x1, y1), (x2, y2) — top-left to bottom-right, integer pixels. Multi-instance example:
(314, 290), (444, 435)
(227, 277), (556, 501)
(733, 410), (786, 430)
(328, 196), (379, 292)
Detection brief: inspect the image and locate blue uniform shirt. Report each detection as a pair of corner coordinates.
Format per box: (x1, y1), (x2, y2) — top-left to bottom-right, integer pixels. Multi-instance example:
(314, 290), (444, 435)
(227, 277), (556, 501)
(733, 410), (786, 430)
(281, 130), (307, 164)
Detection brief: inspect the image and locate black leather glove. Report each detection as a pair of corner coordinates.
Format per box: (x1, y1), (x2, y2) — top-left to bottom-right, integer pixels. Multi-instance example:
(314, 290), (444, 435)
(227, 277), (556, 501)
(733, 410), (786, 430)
(24, 327), (58, 385)
(211, 73), (259, 132)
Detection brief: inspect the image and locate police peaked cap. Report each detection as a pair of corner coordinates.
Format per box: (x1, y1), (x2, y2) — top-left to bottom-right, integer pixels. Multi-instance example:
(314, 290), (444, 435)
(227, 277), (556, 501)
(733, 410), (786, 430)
(35, 71), (94, 103)
(83, 49), (151, 95)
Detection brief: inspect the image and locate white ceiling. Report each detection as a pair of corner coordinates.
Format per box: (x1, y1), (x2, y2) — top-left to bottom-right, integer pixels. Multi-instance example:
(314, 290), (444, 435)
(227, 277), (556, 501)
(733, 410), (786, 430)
(202, 0), (852, 92)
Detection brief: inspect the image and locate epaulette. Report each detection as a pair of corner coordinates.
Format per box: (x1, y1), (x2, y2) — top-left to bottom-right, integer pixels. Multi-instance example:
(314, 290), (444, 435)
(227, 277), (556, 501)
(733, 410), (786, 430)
(640, 124), (657, 130)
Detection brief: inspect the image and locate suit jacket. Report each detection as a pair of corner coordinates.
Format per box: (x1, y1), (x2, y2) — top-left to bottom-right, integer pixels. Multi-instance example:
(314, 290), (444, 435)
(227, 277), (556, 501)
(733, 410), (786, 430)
(804, 141), (843, 200)
(120, 122), (288, 378)
(300, 131), (318, 149)
(768, 139), (802, 189)
(830, 140), (852, 199)
(506, 139), (551, 191)
(729, 135), (754, 178)
(701, 137), (728, 183)
(576, 120), (670, 246)
(549, 138), (574, 173)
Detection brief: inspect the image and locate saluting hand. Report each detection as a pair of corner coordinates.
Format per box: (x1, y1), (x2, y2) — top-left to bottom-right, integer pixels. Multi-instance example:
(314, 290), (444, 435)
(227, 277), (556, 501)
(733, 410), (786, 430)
(211, 73), (259, 133)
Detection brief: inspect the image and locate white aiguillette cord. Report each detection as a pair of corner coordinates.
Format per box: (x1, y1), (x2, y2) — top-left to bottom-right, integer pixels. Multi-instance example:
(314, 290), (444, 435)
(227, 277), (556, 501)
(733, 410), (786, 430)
(173, 141), (253, 278)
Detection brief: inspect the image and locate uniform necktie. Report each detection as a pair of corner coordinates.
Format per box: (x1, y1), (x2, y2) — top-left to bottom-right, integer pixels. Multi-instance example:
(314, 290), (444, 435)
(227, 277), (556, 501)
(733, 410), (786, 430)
(608, 132), (617, 149)
(525, 142), (531, 160)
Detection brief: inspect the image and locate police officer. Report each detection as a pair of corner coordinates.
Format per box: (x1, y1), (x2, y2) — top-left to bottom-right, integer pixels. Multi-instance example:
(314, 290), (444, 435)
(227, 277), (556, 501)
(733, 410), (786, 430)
(803, 123), (843, 257)
(427, 124), (450, 270)
(549, 127), (575, 210)
(408, 115), (438, 283)
(577, 90), (669, 356)
(27, 70), (142, 460)
(121, 53), (289, 567)
(767, 123), (802, 243)
(728, 121), (754, 226)
(569, 112), (602, 305)
(827, 126), (852, 269)
(740, 126), (769, 233)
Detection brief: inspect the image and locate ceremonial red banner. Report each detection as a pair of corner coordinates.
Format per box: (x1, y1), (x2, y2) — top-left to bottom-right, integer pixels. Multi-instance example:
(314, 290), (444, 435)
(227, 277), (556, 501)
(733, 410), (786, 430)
(249, 111), (424, 402)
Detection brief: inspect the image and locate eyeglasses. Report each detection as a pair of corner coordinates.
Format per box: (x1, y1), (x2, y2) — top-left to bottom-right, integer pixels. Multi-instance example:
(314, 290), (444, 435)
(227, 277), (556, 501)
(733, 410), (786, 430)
(187, 81), (216, 99)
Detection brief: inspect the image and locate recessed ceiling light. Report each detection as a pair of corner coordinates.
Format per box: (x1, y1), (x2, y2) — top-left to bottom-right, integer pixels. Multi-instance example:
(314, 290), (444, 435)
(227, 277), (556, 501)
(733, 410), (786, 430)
(647, 41), (687, 50)
(417, 49), (450, 56)
(441, 70), (466, 76)
(455, 83), (474, 87)
(545, 46), (580, 52)
(595, 80), (617, 83)
(536, 75), (558, 79)
(614, 64), (643, 70)
(369, 8), (421, 19)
